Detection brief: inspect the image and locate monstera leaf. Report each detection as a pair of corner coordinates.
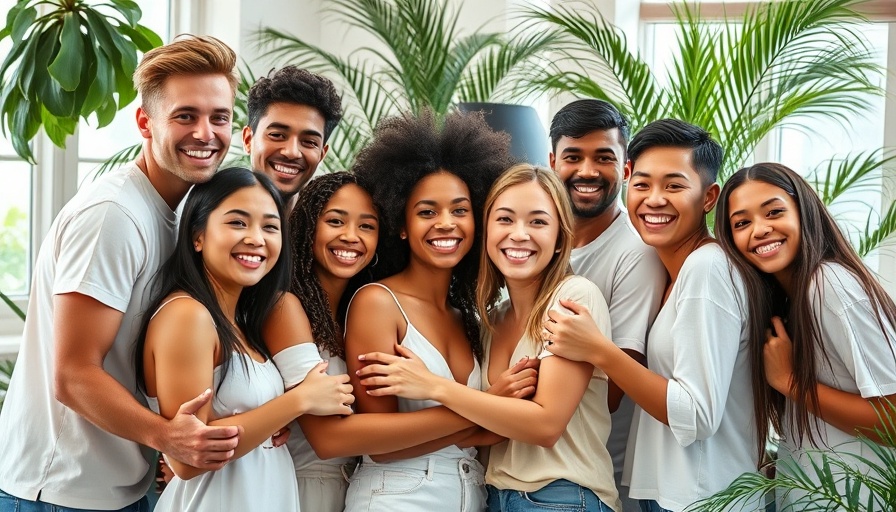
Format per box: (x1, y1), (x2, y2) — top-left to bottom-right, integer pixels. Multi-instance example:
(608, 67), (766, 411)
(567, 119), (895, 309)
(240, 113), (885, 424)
(0, 0), (162, 163)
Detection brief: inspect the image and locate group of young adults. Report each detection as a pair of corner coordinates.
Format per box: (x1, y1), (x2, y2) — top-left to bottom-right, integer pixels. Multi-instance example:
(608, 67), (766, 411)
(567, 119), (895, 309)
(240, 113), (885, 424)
(0, 33), (893, 512)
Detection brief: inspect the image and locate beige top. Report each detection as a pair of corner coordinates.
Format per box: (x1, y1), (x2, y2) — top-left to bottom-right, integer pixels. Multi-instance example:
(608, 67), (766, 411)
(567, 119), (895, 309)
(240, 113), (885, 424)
(482, 276), (621, 512)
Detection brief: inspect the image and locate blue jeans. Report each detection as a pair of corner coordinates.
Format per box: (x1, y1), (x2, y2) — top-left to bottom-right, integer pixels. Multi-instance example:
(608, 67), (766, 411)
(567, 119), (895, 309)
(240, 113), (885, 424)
(486, 480), (612, 511)
(639, 500), (674, 512)
(0, 489), (149, 512)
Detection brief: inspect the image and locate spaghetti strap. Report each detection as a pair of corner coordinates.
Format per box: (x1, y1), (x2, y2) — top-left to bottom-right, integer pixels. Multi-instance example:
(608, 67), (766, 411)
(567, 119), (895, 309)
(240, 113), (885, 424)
(347, 282), (411, 326)
(150, 295), (193, 320)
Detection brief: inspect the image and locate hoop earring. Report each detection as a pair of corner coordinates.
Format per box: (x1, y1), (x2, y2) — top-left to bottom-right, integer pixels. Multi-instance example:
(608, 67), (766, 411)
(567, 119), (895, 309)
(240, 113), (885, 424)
(370, 253), (379, 267)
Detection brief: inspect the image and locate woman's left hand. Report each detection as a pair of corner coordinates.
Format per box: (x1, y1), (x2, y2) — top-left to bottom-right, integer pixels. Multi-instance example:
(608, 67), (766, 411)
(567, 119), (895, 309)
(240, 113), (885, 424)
(764, 316), (795, 395)
(543, 299), (614, 367)
(357, 344), (441, 400)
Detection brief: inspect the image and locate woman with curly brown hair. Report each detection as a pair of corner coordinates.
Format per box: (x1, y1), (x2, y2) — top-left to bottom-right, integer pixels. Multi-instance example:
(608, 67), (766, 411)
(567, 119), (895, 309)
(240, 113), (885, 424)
(340, 109), (517, 512)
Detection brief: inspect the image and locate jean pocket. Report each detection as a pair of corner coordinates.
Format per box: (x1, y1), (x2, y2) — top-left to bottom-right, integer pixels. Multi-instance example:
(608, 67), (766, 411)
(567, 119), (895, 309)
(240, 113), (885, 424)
(372, 469), (427, 495)
(519, 484), (586, 511)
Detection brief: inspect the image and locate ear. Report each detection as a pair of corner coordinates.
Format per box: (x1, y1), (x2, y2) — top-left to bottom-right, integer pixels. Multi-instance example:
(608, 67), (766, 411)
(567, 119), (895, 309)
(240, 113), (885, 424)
(194, 233), (204, 252)
(242, 125), (254, 153)
(704, 182), (721, 213)
(321, 143), (329, 161)
(136, 107), (152, 140)
(622, 160), (632, 181)
(549, 152), (556, 170)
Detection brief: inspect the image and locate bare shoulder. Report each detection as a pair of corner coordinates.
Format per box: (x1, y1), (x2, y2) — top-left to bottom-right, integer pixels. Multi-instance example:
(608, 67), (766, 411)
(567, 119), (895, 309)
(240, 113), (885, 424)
(348, 283), (402, 316)
(146, 294), (217, 354)
(267, 291), (310, 324)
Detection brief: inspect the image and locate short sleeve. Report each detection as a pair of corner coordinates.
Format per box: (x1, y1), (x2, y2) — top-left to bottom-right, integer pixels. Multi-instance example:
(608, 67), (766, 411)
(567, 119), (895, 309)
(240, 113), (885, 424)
(540, 277), (612, 379)
(53, 202), (147, 313)
(606, 248), (665, 354)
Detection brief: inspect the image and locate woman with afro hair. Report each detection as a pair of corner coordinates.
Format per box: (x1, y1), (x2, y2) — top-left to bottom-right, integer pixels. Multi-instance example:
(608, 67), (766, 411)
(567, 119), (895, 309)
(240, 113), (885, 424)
(339, 109), (524, 512)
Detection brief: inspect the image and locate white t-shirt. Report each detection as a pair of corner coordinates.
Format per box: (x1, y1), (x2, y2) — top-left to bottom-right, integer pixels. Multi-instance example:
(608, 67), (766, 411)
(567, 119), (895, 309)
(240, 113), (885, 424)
(0, 164), (178, 510)
(570, 210), (665, 510)
(624, 244), (757, 511)
(777, 262), (896, 508)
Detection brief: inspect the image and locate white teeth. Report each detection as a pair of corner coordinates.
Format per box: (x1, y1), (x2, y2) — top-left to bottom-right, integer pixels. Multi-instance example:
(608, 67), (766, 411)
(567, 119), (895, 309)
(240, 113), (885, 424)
(645, 214), (673, 224)
(333, 249), (360, 260)
(754, 241), (782, 255)
(236, 254), (262, 263)
(430, 239), (459, 248)
(184, 150), (212, 158)
(273, 163), (300, 175)
(575, 185), (599, 193)
(505, 249), (533, 259)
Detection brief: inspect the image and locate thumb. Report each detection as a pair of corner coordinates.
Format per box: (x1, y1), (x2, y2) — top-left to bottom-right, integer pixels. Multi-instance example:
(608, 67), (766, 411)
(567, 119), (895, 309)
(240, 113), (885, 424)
(394, 343), (419, 360)
(313, 360), (330, 374)
(558, 298), (587, 315)
(178, 388), (212, 416)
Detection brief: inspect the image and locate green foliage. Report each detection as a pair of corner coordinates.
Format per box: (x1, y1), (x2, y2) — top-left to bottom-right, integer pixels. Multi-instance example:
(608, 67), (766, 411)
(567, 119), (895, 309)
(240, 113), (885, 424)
(524, 0), (881, 181)
(687, 400), (896, 511)
(0, 359), (14, 413)
(0, 206), (28, 295)
(0, 0), (163, 163)
(254, 0), (555, 171)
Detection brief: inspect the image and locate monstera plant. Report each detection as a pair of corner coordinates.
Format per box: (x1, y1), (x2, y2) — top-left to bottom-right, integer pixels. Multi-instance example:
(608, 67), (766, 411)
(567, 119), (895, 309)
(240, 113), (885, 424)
(0, 0), (162, 163)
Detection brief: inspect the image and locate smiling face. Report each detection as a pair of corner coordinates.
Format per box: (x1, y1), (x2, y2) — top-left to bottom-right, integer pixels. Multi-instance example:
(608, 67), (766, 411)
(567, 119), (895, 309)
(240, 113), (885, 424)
(312, 183), (379, 284)
(486, 180), (560, 287)
(550, 129), (628, 219)
(243, 102), (329, 201)
(402, 171), (474, 270)
(627, 146), (718, 253)
(727, 180), (801, 285)
(138, 74), (233, 185)
(194, 184), (282, 293)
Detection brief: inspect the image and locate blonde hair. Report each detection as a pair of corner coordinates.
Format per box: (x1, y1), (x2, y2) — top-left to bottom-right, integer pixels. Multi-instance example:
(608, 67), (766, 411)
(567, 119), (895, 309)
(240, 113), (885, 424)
(477, 164), (575, 347)
(133, 34), (238, 115)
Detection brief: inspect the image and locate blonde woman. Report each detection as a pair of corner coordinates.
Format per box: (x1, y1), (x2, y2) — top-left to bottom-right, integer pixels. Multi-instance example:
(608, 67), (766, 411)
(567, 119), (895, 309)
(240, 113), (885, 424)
(358, 164), (621, 512)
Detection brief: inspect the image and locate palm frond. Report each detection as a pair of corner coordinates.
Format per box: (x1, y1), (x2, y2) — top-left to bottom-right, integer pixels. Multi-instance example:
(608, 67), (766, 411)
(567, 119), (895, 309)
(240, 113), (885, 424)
(858, 200), (896, 257)
(0, 289), (24, 320)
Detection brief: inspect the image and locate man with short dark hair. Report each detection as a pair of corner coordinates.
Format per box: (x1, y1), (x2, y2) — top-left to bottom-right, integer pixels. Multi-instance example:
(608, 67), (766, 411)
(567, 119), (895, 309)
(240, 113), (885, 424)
(242, 66), (343, 211)
(0, 35), (243, 512)
(548, 99), (666, 512)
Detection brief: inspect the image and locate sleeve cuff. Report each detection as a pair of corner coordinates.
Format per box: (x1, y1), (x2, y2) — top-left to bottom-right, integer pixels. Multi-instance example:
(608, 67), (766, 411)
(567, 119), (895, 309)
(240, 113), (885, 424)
(666, 380), (697, 447)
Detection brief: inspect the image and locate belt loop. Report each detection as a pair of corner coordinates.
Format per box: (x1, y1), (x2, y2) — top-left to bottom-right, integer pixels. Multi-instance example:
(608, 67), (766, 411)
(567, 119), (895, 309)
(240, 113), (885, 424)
(427, 456), (435, 481)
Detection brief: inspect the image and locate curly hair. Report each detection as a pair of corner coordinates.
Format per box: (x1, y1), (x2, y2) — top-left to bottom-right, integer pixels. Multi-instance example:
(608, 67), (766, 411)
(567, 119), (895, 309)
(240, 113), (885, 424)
(247, 66), (343, 142)
(352, 109), (515, 359)
(289, 172), (376, 359)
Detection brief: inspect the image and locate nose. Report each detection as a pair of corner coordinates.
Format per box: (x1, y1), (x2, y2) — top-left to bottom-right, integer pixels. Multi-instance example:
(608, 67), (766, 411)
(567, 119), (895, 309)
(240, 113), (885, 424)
(243, 226), (266, 247)
(753, 220), (773, 238)
(194, 118), (214, 143)
(435, 212), (456, 230)
(509, 222), (530, 242)
(339, 223), (361, 243)
(577, 159), (599, 178)
(281, 136), (302, 160)
(644, 187), (667, 207)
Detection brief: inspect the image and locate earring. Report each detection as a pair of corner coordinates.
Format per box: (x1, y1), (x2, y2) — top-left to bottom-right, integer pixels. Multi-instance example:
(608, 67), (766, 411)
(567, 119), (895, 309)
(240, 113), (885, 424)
(400, 232), (407, 240)
(370, 253), (379, 267)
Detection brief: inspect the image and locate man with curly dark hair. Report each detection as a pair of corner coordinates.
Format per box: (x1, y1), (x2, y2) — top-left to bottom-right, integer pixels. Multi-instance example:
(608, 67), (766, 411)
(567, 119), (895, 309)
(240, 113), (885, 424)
(242, 66), (343, 211)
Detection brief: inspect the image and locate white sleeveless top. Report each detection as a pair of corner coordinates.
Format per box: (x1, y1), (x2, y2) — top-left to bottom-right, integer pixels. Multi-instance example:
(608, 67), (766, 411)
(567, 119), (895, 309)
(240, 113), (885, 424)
(351, 283), (481, 461)
(146, 297), (300, 511)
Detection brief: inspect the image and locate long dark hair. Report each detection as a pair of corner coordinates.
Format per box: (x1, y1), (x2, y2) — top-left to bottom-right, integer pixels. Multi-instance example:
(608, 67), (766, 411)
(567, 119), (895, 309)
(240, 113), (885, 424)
(136, 167), (291, 392)
(289, 172), (378, 359)
(715, 162), (896, 459)
(352, 109), (514, 359)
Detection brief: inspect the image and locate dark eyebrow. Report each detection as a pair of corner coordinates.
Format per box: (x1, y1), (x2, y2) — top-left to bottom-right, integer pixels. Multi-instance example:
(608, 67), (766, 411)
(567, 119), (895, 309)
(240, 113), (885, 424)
(560, 146), (617, 155)
(413, 197), (471, 208)
(224, 209), (280, 221)
(265, 122), (323, 139)
(631, 171), (690, 180)
(729, 197), (786, 219)
(323, 208), (379, 221)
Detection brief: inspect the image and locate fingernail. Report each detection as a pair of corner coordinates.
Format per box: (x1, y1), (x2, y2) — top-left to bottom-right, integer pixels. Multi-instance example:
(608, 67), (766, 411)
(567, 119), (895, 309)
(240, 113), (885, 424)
(358, 355), (366, 360)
